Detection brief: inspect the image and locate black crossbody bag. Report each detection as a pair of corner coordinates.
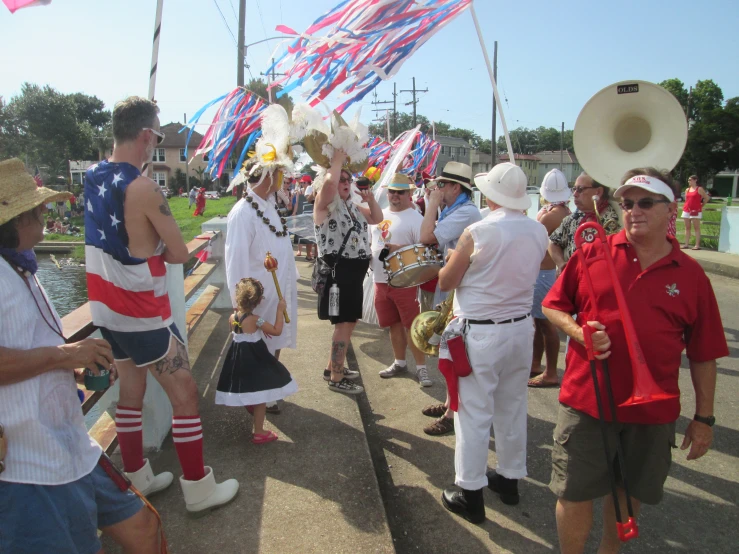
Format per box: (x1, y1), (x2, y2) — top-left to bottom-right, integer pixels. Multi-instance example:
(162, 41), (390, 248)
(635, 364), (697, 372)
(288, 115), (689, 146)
(311, 204), (362, 294)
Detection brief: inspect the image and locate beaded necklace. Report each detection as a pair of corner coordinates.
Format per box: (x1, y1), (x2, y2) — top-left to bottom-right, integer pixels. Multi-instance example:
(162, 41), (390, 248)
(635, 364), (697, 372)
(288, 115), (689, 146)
(243, 192), (289, 237)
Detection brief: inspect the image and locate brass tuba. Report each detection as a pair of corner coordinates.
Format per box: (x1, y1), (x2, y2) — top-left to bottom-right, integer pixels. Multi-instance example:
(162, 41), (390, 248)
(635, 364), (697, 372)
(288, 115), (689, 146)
(410, 291), (455, 356)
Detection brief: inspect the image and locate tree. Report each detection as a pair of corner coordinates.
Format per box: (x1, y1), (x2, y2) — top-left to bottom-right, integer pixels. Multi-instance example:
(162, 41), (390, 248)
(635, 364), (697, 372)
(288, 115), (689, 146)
(0, 83), (108, 183)
(246, 77), (294, 115)
(659, 78), (689, 109)
(724, 97), (739, 171)
(659, 78), (735, 182)
(172, 168), (187, 194)
(495, 126), (574, 156)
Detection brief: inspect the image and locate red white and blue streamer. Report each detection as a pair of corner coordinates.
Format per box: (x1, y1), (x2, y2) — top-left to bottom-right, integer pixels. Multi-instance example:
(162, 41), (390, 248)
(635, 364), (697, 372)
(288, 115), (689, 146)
(181, 88), (268, 179)
(268, 0), (472, 113)
(366, 130), (440, 176)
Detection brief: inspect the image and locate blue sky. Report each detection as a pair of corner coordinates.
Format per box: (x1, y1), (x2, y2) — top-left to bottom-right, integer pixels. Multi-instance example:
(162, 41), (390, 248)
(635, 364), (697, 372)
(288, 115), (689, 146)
(1, 0), (737, 142)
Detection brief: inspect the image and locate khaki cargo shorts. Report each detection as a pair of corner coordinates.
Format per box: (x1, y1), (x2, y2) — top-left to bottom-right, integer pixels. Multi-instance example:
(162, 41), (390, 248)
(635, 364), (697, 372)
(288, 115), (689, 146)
(549, 404), (676, 505)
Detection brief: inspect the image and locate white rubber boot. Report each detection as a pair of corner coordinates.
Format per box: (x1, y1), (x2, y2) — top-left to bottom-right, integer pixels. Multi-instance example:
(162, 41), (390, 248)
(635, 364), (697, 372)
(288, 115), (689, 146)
(126, 459), (174, 497)
(179, 466), (239, 513)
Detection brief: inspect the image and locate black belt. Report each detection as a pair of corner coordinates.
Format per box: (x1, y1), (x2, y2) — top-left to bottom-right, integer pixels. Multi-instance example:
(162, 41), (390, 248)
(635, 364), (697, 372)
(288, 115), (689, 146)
(467, 314), (530, 325)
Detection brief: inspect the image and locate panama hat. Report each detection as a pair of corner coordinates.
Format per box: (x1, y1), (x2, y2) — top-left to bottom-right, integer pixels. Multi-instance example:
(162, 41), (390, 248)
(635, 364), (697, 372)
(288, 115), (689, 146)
(539, 168), (571, 203)
(430, 161), (473, 191)
(0, 158), (71, 226)
(474, 162), (531, 211)
(387, 173), (416, 191)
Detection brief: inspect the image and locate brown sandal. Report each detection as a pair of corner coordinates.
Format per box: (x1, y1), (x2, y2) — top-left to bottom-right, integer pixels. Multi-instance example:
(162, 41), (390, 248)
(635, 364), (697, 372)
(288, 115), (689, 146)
(421, 403), (447, 418)
(424, 416), (455, 436)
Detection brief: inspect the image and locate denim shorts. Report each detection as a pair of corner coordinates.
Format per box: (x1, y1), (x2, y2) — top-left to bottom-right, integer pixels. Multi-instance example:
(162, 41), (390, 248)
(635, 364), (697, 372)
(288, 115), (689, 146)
(100, 322), (184, 367)
(0, 463), (144, 554)
(532, 269), (556, 319)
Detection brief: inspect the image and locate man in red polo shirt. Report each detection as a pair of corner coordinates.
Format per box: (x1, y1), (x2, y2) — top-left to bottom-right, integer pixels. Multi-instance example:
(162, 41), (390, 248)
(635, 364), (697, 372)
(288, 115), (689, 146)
(542, 167), (727, 554)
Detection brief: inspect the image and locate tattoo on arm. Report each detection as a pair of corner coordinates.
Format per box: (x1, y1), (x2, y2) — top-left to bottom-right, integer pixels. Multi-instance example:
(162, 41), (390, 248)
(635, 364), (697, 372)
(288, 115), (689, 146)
(154, 186), (172, 216)
(152, 339), (189, 376)
(159, 202), (172, 216)
(330, 340), (346, 375)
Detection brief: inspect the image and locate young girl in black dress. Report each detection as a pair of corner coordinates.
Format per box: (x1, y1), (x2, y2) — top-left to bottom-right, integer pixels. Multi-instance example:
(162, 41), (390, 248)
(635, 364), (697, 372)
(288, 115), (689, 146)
(215, 278), (298, 444)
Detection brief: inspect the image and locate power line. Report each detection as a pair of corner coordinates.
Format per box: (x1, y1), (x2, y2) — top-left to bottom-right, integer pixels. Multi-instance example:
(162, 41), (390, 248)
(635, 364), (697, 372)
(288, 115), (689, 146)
(213, 0), (237, 45)
(227, 0), (237, 19)
(254, 0), (272, 58)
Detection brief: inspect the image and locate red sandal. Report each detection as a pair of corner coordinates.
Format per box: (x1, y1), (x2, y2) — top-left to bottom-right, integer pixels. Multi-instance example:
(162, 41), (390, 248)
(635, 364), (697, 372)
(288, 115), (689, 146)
(252, 430), (278, 444)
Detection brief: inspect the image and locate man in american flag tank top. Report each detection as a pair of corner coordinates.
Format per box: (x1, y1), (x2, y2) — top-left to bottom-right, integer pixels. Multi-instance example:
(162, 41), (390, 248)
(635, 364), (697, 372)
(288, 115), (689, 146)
(84, 97), (238, 513)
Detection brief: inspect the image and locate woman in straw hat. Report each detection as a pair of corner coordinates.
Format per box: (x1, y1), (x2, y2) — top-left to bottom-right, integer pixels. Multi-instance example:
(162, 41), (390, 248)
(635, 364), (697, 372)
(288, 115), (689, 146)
(0, 159), (161, 553)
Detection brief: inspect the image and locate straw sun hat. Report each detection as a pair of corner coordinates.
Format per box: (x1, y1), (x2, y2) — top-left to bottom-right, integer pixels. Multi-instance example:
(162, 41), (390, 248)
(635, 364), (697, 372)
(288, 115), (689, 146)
(0, 158), (72, 226)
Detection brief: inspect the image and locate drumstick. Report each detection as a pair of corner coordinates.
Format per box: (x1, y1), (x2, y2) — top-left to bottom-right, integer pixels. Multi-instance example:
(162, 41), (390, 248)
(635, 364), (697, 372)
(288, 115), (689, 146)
(263, 252), (291, 324)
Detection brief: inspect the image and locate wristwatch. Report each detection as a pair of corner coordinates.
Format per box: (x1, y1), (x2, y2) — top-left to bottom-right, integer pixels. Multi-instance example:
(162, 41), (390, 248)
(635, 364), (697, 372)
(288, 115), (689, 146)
(693, 414), (716, 427)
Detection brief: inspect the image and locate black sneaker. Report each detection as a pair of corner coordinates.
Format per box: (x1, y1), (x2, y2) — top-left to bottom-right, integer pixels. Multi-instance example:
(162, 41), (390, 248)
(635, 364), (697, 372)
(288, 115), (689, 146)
(327, 378), (364, 395)
(323, 368), (360, 381)
(486, 470), (520, 505)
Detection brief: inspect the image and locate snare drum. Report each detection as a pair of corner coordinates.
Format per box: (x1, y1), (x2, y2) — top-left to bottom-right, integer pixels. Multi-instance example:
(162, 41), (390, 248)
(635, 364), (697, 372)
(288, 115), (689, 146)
(383, 244), (443, 288)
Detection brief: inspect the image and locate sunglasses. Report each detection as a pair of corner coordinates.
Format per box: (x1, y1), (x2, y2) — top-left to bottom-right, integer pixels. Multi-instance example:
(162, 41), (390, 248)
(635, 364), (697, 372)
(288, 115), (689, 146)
(436, 180), (455, 189)
(339, 176), (351, 184)
(573, 185), (596, 194)
(143, 127), (165, 145)
(619, 198), (672, 211)
(387, 189), (408, 195)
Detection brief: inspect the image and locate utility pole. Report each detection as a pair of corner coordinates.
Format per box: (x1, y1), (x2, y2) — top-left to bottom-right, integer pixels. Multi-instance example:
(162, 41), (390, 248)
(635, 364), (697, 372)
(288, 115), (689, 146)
(393, 82), (397, 139)
(261, 58), (287, 103)
(401, 77), (428, 128)
(184, 112), (190, 190)
(491, 41), (497, 167)
(371, 87), (396, 141)
(237, 0), (246, 87)
(560, 121), (564, 170)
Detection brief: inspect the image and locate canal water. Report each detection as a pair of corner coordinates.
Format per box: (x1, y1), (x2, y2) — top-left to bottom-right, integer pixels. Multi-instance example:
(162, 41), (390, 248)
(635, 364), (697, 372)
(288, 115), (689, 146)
(36, 253), (89, 318)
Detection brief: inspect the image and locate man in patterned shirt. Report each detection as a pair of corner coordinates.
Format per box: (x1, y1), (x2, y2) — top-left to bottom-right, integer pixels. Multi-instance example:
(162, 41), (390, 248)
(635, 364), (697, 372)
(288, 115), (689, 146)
(549, 173), (620, 273)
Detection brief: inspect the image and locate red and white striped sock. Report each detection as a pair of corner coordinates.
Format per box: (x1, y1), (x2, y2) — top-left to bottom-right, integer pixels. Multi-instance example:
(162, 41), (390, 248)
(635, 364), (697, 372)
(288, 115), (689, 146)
(172, 415), (206, 481)
(115, 405), (144, 473)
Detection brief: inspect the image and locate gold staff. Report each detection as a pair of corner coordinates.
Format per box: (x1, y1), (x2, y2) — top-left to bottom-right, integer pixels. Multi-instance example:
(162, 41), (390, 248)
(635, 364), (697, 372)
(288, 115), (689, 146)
(264, 252), (290, 323)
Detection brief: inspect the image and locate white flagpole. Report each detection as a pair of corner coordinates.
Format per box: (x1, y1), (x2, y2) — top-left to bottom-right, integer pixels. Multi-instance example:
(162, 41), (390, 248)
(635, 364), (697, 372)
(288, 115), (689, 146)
(470, 3), (514, 158)
(148, 0), (164, 101)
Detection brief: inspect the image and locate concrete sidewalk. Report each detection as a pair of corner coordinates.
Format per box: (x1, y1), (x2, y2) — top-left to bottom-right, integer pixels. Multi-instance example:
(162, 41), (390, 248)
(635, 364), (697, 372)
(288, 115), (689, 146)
(105, 259), (394, 554)
(685, 248), (739, 279)
(102, 254), (739, 553)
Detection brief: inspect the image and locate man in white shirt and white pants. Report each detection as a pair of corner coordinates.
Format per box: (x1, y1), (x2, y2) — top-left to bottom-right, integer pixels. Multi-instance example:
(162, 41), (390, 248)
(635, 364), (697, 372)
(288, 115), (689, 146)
(437, 163), (548, 523)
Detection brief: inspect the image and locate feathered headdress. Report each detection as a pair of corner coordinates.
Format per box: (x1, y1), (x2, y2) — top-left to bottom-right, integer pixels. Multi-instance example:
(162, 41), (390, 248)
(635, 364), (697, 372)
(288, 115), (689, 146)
(230, 104), (295, 191)
(292, 103), (369, 174)
(250, 104), (294, 175)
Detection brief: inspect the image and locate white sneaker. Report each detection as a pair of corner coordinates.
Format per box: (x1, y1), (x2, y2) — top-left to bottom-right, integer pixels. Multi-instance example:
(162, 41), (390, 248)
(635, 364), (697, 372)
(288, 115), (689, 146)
(416, 367), (433, 387)
(126, 459), (173, 497)
(180, 466), (239, 513)
(379, 363), (408, 378)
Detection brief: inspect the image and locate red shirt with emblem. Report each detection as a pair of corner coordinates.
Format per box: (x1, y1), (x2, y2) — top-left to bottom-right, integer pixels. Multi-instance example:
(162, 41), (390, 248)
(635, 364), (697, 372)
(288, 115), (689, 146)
(543, 230), (727, 424)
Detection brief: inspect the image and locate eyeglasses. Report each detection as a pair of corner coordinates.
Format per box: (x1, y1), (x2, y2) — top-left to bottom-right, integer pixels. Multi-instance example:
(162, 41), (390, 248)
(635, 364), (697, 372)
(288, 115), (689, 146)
(387, 189), (408, 195)
(339, 176), (351, 184)
(619, 198), (672, 211)
(143, 127), (165, 145)
(573, 186), (596, 194)
(436, 180), (455, 189)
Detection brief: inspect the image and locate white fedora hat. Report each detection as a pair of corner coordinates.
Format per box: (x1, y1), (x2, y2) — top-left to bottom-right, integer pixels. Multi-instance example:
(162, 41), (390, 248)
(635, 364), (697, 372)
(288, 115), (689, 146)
(474, 162), (531, 211)
(430, 161), (473, 191)
(539, 168), (571, 203)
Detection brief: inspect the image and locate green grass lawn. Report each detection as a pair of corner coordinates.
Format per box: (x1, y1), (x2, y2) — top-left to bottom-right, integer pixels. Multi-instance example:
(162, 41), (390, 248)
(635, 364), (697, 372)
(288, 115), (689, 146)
(43, 195), (238, 258)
